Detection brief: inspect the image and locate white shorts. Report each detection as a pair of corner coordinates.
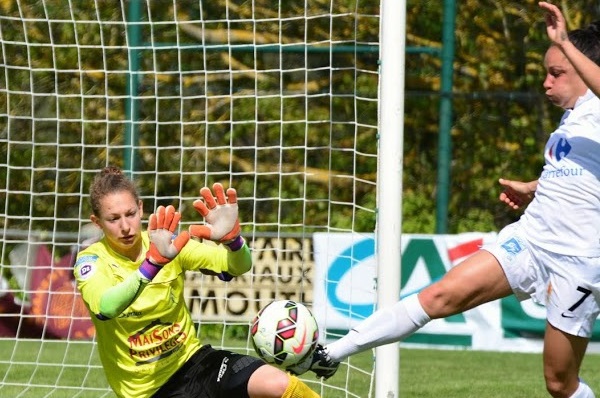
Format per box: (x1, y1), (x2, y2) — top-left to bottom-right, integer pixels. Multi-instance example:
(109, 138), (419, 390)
(485, 221), (600, 338)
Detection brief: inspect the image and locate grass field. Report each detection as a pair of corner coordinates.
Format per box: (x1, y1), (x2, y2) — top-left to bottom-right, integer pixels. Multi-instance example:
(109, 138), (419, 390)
(2, 339), (600, 397)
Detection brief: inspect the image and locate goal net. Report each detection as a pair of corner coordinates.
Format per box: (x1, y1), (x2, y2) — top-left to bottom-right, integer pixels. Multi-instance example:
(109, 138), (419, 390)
(0, 0), (383, 396)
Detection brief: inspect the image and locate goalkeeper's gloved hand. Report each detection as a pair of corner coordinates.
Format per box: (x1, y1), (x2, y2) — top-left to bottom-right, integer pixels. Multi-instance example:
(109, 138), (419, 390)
(139, 205), (190, 281)
(189, 183), (243, 251)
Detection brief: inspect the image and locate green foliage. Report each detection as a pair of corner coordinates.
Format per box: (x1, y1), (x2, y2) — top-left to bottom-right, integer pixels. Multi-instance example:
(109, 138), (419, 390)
(403, 0), (600, 233)
(1, 0), (599, 237)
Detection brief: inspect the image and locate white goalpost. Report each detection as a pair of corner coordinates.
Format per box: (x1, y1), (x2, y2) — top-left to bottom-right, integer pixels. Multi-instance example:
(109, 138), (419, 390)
(375, 0), (405, 397)
(0, 0), (400, 397)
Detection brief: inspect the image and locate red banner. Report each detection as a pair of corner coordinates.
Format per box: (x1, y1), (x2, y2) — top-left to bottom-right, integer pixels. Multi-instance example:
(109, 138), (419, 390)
(1, 245), (95, 339)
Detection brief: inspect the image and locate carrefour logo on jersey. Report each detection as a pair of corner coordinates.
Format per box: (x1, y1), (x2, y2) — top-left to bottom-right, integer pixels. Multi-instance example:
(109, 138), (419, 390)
(542, 134), (587, 180)
(549, 137), (571, 161)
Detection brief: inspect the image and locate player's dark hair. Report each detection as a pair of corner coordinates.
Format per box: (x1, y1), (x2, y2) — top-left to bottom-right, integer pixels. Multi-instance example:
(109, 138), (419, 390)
(89, 166), (140, 216)
(569, 21), (600, 66)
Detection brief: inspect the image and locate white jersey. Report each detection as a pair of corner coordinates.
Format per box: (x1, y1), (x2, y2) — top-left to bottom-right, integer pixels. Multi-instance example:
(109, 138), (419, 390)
(521, 89), (600, 257)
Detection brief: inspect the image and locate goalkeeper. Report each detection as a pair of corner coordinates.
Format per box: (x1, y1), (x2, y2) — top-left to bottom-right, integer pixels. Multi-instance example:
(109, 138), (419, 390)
(74, 166), (319, 398)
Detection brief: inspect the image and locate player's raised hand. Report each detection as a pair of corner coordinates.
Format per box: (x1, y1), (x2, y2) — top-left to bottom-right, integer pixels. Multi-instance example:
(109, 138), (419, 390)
(539, 2), (568, 46)
(146, 205), (190, 266)
(189, 183), (241, 245)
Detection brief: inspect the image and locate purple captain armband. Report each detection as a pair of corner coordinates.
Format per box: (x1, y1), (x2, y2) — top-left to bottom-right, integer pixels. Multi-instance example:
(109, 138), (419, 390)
(138, 259), (162, 280)
(225, 235), (244, 251)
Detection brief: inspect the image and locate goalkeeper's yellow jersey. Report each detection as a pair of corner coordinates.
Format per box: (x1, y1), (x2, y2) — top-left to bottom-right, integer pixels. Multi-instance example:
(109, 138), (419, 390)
(74, 233), (248, 398)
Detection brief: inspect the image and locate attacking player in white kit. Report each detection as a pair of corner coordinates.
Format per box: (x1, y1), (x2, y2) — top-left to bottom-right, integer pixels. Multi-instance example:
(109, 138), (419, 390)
(296, 3), (600, 398)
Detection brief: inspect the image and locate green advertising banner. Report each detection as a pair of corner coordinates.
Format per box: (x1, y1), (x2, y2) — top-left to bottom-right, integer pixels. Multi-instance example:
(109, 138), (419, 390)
(312, 232), (600, 353)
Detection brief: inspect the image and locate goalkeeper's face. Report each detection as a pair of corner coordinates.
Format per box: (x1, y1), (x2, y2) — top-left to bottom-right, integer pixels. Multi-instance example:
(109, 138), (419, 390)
(91, 190), (144, 260)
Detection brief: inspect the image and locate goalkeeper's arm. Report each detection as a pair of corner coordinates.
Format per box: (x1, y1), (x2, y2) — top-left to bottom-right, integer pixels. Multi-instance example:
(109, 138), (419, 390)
(225, 238), (252, 276)
(182, 237), (252, 282)
(96, 272), (148, 319)
(97, 205), (189, 320)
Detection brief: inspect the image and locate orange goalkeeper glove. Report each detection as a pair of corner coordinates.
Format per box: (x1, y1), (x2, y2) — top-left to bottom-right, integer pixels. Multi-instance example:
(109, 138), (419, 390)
(139, 205), (190, 280)
(189, 183), (243, 251)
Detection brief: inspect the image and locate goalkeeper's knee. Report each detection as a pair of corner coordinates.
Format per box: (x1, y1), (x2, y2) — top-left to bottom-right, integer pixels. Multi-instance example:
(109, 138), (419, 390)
(282, 375), (319, 398)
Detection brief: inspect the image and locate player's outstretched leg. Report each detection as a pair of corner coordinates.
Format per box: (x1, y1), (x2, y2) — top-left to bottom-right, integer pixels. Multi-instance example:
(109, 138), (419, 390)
(287, 344), (340, 380)
(325, 293), (430, 362)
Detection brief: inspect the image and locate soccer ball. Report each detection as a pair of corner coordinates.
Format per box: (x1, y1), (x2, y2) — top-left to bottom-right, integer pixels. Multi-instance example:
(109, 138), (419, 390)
(250, 300), (319, 368)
